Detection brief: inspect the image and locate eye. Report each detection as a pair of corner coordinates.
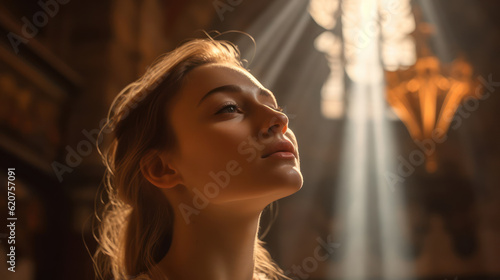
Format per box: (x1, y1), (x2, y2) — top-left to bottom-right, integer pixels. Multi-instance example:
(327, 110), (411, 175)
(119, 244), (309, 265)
(216, 102), (241, 114)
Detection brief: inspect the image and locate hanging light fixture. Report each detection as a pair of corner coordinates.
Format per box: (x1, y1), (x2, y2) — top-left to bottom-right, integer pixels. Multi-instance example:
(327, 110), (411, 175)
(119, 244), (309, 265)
(385, 17), (480, 173)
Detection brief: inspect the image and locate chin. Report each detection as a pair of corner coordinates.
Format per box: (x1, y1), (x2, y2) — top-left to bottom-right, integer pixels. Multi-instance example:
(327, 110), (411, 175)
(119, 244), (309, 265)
(220, 169), (303, 206)
(280, 181), (303, 198)
(266, 172), (304, 200)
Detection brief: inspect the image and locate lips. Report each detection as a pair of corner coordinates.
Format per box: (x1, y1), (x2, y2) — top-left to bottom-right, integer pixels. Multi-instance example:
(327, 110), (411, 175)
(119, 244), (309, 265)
(261, 140), (296, 158)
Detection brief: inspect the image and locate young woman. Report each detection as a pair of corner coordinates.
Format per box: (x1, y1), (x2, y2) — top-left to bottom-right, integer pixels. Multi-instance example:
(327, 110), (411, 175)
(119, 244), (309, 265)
(93, 37), (303, 280)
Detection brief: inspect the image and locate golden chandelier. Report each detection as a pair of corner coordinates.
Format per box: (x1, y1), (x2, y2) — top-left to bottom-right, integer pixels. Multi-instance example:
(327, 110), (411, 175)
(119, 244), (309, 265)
(385, 22), (480, 173)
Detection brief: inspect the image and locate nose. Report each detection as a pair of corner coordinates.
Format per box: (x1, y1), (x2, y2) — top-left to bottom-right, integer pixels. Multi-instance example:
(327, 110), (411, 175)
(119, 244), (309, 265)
(260, 106), (289, 137)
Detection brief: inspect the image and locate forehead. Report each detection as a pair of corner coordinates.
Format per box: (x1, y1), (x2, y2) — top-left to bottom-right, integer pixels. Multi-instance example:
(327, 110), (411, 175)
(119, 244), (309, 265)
(179, 63), (273, 101)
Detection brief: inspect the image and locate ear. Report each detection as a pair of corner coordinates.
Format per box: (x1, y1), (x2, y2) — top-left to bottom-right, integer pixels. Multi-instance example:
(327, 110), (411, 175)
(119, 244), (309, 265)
(140, 150), (183, 189)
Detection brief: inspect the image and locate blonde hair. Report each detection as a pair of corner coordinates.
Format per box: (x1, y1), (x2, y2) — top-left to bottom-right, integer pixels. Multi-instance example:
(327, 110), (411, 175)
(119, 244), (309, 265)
(93, 37), (291, 280)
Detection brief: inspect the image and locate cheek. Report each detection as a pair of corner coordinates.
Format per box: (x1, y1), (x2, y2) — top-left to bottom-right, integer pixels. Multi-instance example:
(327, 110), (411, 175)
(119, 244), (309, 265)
(175, 123), (251, 185)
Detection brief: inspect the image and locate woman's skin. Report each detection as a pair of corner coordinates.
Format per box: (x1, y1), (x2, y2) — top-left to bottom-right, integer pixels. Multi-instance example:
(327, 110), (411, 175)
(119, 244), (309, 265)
(142, 63), (303, 280)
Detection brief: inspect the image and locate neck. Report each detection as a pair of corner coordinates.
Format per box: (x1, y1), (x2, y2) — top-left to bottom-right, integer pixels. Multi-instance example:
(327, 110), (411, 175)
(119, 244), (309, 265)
(156, 201), (264, 280)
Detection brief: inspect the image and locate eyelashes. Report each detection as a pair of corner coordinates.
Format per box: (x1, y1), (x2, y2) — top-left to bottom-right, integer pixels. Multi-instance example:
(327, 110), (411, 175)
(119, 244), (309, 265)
(216, 102), (284, 115)
(216, 103), (240, 114)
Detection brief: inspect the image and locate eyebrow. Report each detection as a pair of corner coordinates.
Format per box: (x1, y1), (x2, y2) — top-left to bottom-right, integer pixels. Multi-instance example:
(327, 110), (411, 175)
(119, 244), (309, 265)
(197, 84), (274, 107)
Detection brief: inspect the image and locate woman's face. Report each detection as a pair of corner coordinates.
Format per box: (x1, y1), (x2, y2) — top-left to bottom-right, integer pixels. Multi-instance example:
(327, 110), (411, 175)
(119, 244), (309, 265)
(166, 63), (303, 210)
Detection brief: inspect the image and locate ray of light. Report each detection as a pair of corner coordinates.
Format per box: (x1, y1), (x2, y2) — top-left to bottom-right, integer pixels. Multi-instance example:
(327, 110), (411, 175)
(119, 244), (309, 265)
(334, 81), (370, 279)
(331, 0), (415, 279)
